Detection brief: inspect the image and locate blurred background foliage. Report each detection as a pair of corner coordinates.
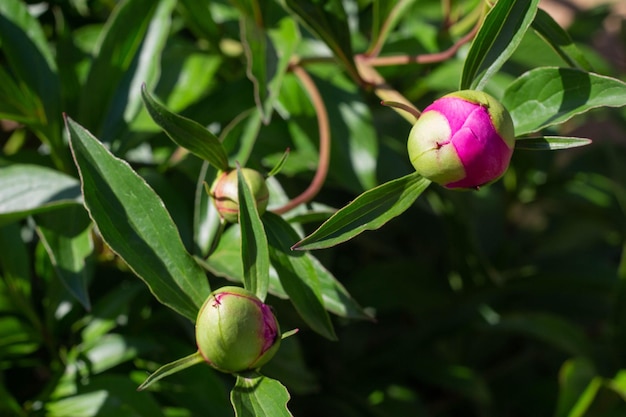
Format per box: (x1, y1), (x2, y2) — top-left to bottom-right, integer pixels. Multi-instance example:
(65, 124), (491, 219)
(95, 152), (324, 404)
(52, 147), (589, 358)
(1, 0), (626, 416)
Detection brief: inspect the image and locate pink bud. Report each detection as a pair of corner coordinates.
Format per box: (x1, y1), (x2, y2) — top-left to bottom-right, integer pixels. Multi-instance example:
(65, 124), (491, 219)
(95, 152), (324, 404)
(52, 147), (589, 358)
(407, 90), (515, 189)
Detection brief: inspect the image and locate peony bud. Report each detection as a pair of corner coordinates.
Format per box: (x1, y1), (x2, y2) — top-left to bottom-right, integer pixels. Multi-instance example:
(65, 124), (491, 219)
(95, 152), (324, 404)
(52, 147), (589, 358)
(195, 286), (281, 373)
(407, 90), (515, 189)
(211, 168), (269, 223)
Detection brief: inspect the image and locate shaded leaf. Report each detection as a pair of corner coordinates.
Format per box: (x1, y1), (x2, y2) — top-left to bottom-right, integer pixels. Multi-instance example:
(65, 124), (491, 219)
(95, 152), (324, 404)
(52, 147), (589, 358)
(502, 67), (626, 135)
(231, 372), (293, 417)
(514, 136), (592, 151)
(531, 8), (593, 71)
(66, 117), (210, 321)
(367, 0), (416, 56)
(79, 0), (175, 143)
(35, 205), (93, 310)
(237, 1), (300, 122)
(263, 213), (336, 340)
(238, 165), (270, 301)
(279, 0), (360, 83)
(461, 0), (540, 90)
(0, 0), (62, 149)
(293, 172), (430, 251)
(141, 85), (230, 170)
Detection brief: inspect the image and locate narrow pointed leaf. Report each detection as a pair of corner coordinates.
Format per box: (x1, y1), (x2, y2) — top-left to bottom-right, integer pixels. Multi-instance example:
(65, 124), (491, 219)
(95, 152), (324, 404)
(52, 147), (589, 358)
(263, 213), (337, 340)
(279, 0), (360, 83)
(515, 136), (592, 151)
(238, 166), (270, 301)
(294, 172), (430, 251)
(0, 164), (81, 225)
(66, 117), (210, 321)
(531, 8), (592, 71)
(367, 0), (416, 56)
(231, 372), (293, 417)
(267, 148), (290, 177)
(461, 0), (540, 90)
(78, 0), (174, 140)
(502, 67), (626, 136)
(35, 206), (93, 310)
(237, 1), (300, 123)
(137, 351), (205, 391)
(199, 225), (370, 320)
(141, 85), (229, 170)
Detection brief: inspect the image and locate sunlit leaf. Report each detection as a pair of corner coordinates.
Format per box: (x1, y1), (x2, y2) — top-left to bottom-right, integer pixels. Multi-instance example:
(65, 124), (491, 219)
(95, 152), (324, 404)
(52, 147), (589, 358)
(67, 117), (210, 321)
(141, 85), (230, 170)
(137, 351), (205, 391)
(514, 136), (592, 151)
(263, 213), (336, 340)
(294, 172), (430, 251)
(238, 165), (270, 301)
(0, 164), (81, 225)
(503, 67), (626, 135)
(461, 0), (540, 90)
(231, 372), (293, 417)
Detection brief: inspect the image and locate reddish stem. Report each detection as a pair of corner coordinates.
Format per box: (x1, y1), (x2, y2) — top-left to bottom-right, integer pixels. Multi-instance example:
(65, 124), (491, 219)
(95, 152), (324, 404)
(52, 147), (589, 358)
(272, 65), (330, 215)
(360, 20), (480, 67)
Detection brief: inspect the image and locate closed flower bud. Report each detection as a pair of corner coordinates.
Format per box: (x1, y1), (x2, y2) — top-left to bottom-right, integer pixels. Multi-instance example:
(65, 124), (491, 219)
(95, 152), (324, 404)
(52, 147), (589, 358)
(211, 168), (269, 223)
(407, 90), (515, 189)
(195, 286), (281, 373)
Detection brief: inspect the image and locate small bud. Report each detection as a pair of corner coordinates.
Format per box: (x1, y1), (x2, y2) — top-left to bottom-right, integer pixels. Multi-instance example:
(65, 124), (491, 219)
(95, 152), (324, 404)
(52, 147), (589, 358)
(407, 90), (515, 189)
(211, 168), (269, 223)
(195, 286), (281, 373)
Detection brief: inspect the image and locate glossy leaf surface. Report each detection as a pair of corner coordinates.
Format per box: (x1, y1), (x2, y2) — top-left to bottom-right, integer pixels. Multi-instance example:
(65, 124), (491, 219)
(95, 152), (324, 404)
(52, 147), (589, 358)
(294, 172), (430, 251)
(503, 67), (626, 135)
(67, 117), (210, 320)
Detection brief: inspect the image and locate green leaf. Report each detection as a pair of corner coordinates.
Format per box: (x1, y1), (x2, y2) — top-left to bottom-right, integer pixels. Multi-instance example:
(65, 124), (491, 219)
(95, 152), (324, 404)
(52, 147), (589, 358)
(293, 172), (430, 251)
(461, 0), (540, 90)
(502, 67), (626, 136)
(35, 206), (93, 310)
(237, 165), (270, 301)
(194, 162), (222, 257)
(367, 0), (416, 56)
(490, 313), (592, 357)
(279, 0), (360, 83)
(78, 0), (175, 142)
(199, 222), (370, 320)
(514, 136), (592, 151)
(137, 351), (205, 391)
(66, 117), (210, 321)
(267, 148), (290, 177)
(46, 375), (166, 417)
(0, 164), (82, 225)
(263, 213), (337, 340)
(237, 1), (300, 123)
(555, 358), (597, 417)
(141, 85), (230, 171)
(231, 372), (293, 417)
(0, 0), (64, 165)
(531, 8), (593, 71)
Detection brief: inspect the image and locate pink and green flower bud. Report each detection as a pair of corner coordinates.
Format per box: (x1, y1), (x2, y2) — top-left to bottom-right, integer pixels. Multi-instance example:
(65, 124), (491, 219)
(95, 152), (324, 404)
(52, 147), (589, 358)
(211, 168), (269, 223)
(195, 286), (281, 373)
(407, 90), (515, 189)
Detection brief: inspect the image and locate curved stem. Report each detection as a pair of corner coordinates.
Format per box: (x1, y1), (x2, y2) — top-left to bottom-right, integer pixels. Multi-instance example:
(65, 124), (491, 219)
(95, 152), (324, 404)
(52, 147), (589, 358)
(272, 65), (330, 215)
(361, 19), (480, 67)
